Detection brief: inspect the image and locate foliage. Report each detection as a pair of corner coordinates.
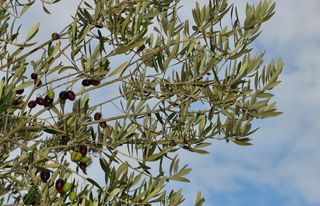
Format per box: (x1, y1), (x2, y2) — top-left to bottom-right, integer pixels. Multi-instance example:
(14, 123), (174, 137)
(0, 0), (282, 205)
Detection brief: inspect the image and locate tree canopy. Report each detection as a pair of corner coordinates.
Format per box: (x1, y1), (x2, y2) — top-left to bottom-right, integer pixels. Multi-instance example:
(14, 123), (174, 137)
(0, 0), (282, 205)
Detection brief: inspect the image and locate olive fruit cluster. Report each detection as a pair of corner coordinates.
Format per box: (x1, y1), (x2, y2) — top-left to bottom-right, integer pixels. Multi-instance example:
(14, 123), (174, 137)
(39, 170), (77, 201)
(59, 90), (76, 103)
(12, 87), (25, 107)
(71, 145), (91, 174)
(94, 112), (107, 128)
(82, 78), (101, 87)
(55, 179), (77, 201)
(28, 89), (55, 109)
(55, 179), (73, 193)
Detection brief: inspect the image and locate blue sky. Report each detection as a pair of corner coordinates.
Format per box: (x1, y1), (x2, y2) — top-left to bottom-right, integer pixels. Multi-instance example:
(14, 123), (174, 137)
(18, 0), (320, 205)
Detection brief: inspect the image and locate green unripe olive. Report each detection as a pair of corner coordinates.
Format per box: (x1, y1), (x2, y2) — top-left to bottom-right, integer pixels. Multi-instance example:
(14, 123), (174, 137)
(71, 152), (82, 162)
(69, 191), (77, 201)
(48, 89), (55, 99)
(62, 183), (72, 193)
(80, 156), (91, 164)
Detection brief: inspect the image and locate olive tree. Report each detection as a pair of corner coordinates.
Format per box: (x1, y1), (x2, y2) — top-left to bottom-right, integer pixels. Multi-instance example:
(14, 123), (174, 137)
(0, 0), (282, 205)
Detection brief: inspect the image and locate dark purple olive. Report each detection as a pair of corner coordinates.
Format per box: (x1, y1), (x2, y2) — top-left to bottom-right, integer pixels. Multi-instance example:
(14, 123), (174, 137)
(36, 97), (45, 106)
(59, 91), (68, 100)
(40, 170), (50, 183)
(16, 89), (24, 95)
(79, 145), (87, 156)
(31, 73), (38, 80)
(91, 79), (101, 86)
(44, 95), (53, 107)
(51, 33), (60, 40)
(79, 162), (87, 173)
(82, 79), (92, 87)
(45, 95), (53, 103)
(12, 99), (20, 106)
(99, 121), (107, 128)
(94, 112), (102, 120)
(55, 179), (65, 193)
(95, 24), (103, 29)
(67, 90), (76, 101)
(28, 100), (37, 109)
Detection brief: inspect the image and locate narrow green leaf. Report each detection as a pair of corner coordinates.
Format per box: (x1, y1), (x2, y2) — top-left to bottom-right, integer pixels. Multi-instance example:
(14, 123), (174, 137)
(260, 111), (283, 118)
(232, 139), (252, 146)
(194, 142), (212, 149)
(87, 178), (102, 189)
(0, 80), (4, 99)
(110, 188), (121, 198)
(25, 22), (40, 42)
(176, 167), (192, 177)
(108, 61), (128, 77)
(170, 176), (190, 182)
(14, 81), (33, 91)
(195, 191), (205, 206)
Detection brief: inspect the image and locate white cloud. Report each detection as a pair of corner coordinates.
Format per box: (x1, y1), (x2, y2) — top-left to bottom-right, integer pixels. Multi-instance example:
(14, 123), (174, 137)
(261, 0), (320, 43)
